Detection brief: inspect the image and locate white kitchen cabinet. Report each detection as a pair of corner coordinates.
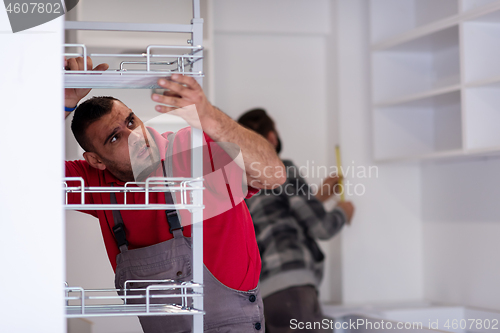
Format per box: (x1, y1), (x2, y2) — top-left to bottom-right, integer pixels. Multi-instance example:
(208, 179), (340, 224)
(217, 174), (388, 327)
(62, 1), (208, 332)
(370, 0), (500, 161)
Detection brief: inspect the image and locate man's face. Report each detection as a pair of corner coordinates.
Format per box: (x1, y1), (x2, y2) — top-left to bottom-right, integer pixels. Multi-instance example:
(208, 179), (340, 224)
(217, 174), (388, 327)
(85, 100), (161, 182)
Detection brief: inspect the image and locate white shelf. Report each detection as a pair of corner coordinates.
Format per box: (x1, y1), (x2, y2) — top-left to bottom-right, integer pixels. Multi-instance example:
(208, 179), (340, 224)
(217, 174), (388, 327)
(65, 72), (203, 89)
(464, 82), (500, 149)
(372, 26), (460, 104)
(466, 75), (500, 88)
(373, 91), (462, 160)
(66, 204), (203, 211)
(65, 281), (204, 318)
(63, 43), (203, 89)
(370, 1), (500, 161)
(374, 85), (461, 108)
(375, 146), (500, 163)
(63, 177), (204, 211)
(375, 149), (465, 163)
(371, 0), (500, 51)
(67, 304), (203, 318)
(463, 8), (500, 83)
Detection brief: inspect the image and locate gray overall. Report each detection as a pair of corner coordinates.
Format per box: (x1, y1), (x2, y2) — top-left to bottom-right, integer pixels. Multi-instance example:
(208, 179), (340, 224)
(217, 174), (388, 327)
(109, 133), (265, 333)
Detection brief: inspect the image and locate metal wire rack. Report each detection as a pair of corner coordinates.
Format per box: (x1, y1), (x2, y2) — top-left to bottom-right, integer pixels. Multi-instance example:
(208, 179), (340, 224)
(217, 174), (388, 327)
(64, 0), (205, 329)
(63, 176), (204, 211)
(64, 44), (204, 89)
(65, 280), (204, 318)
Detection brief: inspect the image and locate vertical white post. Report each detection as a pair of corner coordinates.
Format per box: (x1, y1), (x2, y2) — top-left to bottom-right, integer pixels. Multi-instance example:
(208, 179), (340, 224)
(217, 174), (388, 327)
(191, 0), (204, 332)
(0, 14), (65, 333)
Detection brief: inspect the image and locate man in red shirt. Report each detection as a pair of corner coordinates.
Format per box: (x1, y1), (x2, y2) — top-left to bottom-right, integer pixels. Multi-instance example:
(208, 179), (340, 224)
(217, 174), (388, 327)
(64, 57), (285, 332)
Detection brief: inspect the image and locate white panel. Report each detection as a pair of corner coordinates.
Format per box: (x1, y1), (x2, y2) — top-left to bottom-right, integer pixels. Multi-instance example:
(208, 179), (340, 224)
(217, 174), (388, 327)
(381, 306), (500, 332)
(462, 0), (500, 11)
(74, 30), (192, 54)
(340, 165), (423, 303)
(214, 34), (328, 182)
(463, 19), (500, 83)
(373, 52), (433, 103)
(80, 0), (193, 24)
(213, 0), (330, 34)
(374, 91), (462, 160)
(433, 42), (461, 89)
(422, 157), (500, 311)
(0, 17), (65, 333)
(370, 0), (458, 44)
(464, 84), (500, 149)
(422, 157), (500, 222)
(372, 26), (460, 103)
(374, 105), (435, 159)
(370, 0), (415, 44)
(73, 0), (200, 52)
(415, 0), (458, 27)
(434, 93), (462, 151)
(338, 0), (423, 303)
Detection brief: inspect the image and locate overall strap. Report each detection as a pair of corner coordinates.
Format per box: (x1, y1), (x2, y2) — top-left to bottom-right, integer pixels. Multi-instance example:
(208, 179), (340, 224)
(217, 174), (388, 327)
(163, 132), (183, 239)
(107, 131), (184, 250)
(109, 186), (129, 253)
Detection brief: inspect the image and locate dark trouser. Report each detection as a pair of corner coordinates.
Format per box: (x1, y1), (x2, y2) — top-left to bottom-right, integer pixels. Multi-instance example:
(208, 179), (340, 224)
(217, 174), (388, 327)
(263, 285), (331, 333)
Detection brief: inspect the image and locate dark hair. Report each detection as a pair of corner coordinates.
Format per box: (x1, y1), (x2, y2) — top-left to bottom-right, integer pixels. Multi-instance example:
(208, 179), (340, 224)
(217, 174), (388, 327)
(237, 108), (276, 138)
(71, 96), (120, 152)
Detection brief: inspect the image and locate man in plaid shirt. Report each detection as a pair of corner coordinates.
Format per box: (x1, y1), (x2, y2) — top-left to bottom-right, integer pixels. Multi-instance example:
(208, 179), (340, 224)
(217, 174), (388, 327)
(238, 109), (355, 333)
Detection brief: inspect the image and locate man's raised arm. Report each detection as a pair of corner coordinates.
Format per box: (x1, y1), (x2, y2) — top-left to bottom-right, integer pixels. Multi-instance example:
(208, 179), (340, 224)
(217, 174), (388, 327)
(152, 75), (286, 189)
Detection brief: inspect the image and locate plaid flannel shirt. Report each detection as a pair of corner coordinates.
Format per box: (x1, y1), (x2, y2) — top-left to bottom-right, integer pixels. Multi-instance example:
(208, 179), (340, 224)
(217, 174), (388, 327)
(245, 160), (346, 297)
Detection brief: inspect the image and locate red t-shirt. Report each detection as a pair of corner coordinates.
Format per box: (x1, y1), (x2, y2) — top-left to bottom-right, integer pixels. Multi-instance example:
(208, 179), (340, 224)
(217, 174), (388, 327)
(65, 127), (261, 291)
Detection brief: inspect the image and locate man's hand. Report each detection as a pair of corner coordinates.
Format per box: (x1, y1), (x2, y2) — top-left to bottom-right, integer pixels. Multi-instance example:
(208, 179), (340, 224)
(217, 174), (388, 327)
(152, 74), (216, 127)
(65, 56), (109, 117)
(337, 201), (354, 225)
(316, 174), (342, 203)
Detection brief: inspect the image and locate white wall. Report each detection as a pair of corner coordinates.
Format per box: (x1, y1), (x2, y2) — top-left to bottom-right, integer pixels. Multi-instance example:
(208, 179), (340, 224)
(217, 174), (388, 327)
(336, 0), (424, 304)
(0, 11), (65, 333)
(337, 0), (500, 309)
(422, 156), (500, 311)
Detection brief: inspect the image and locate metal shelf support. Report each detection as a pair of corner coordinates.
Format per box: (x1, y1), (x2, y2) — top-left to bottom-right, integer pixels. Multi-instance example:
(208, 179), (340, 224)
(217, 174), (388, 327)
(65, 21), (193, 33)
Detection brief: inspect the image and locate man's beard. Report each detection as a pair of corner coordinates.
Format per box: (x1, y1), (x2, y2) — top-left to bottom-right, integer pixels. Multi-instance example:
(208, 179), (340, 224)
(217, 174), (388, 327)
(100, 155), (136, 182)
(134, 159), (161, 182)
(101, 151), (161, 183)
